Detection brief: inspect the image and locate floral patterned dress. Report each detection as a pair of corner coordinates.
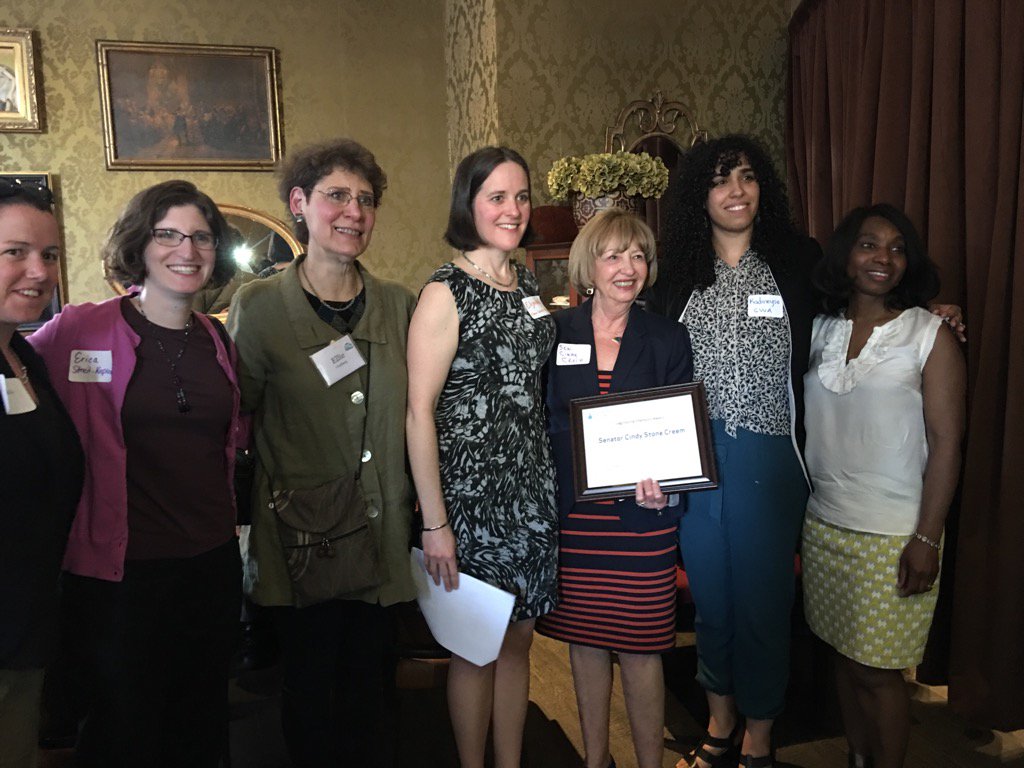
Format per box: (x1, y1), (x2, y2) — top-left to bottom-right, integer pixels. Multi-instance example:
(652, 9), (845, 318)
(427, 262), (558, 620)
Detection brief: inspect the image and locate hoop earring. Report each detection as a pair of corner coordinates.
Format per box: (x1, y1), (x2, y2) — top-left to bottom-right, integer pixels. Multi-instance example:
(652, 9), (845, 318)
(585, 287), (594, 296)
(294, 214), (304, 223)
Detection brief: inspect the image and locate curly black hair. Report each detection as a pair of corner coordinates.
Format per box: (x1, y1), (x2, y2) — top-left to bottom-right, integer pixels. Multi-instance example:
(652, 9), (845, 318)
(814, 203), (939, 315)
(661, 134), (795, 289)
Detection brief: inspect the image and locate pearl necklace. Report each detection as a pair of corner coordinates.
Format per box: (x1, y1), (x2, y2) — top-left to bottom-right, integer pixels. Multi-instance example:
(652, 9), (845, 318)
(460, 252), (515, 289)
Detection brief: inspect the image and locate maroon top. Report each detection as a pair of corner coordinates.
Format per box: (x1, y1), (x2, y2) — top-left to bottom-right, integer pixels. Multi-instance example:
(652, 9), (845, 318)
(121, 299), (235, 559)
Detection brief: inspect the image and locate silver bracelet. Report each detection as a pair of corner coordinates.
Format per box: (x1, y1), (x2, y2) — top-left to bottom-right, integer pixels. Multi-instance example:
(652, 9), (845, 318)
(912, 531), (941, 550)
(422, 520), (450, 532)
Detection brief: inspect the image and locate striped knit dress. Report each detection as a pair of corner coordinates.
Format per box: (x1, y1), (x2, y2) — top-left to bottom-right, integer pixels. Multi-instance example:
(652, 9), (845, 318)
(536, 371), (679, 654)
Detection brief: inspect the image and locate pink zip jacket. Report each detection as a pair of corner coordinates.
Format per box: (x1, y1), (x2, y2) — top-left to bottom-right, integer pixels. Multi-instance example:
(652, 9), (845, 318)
(29, 295), (246, 582)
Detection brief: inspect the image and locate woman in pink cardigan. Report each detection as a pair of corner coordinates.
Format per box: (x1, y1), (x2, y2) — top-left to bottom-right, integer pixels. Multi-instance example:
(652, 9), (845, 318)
(30, 180), (245, 768)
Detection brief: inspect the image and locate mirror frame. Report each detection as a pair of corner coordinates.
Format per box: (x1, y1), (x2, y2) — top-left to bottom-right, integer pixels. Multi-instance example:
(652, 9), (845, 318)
(107, 202), (302, 295)
(218, 203), (302, 260)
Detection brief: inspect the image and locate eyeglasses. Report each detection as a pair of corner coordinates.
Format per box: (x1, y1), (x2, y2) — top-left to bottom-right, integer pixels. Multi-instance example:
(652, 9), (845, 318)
(151, 228), (219, 250)
(0, 177), (54, 208)
(313, 188), (377, 211)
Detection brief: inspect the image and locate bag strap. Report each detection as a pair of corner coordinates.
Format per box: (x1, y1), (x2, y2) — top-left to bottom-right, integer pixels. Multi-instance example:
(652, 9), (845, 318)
(206, 313), (236, 366)
(265, 340), (372, 507)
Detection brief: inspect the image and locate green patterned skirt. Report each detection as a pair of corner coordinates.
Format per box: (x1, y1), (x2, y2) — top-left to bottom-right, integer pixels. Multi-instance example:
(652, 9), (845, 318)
(802, 514), (941, 669)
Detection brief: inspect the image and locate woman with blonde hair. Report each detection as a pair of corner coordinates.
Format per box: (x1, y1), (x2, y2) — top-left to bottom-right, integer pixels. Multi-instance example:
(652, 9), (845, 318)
(537, 208), (693, 768)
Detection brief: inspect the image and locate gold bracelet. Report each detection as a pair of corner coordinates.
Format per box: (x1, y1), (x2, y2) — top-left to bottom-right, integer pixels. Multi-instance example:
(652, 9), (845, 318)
(422, 520), (450, 532)
(912, 531), (940, 550)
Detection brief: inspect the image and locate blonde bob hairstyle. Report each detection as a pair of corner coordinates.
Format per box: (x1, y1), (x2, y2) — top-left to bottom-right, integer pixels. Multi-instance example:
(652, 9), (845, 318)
(568, 208), (658, 294)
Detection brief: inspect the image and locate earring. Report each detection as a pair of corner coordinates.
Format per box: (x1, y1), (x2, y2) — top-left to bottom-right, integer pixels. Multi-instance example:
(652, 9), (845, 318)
(294, 214), (304, 223)
(585, 287), (594, 296)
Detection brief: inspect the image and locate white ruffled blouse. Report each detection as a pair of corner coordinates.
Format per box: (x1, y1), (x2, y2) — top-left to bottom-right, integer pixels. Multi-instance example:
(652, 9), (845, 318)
(804, 307), (942, 535)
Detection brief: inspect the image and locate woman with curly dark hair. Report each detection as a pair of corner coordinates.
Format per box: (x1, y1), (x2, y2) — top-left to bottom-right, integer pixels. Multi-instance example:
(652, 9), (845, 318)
(647, 135), (821, 768)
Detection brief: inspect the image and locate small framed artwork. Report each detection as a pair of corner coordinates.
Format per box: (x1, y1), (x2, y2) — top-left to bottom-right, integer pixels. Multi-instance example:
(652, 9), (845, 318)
(96, 40), (282, 171)
(0, 29), (43, 132)
(1, 173), (67, 331)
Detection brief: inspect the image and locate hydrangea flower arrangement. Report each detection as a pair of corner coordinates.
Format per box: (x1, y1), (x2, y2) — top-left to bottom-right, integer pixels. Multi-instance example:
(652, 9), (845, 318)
(547, 151), (669, 201)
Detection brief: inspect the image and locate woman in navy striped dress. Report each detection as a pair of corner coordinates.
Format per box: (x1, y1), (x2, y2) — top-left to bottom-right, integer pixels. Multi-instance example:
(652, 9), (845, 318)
(537, 209), (693, 768)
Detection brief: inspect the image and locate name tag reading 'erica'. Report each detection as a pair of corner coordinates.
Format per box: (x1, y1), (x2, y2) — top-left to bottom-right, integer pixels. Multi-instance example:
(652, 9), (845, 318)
(68, 350), (113, 383)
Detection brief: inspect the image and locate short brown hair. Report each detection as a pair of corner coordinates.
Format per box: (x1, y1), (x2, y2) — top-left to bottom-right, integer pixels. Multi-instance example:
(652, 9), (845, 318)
(278, 139), (387, 245)
(102, 180), (235, 290)
(568, 209), (658, 293)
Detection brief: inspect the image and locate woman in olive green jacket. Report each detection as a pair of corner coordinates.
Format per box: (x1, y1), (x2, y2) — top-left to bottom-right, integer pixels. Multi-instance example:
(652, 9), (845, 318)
(228, 139), (414, 768)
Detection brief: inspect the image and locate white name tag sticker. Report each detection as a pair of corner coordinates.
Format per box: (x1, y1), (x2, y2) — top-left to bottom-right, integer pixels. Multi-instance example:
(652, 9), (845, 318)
(1, 374), (37, 415)
(521, 295), (550, 319)
(68, 350), (113, 382)
(556, 343), (592, 366)
(310, 335), (366, 387)
(747, 294), (784, 318)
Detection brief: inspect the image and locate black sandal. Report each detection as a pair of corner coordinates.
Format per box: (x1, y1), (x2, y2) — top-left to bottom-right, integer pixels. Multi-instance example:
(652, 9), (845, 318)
(685, 730), (737, 768)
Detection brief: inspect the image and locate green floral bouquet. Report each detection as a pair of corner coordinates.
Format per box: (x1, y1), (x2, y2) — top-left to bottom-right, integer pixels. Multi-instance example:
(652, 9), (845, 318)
(547, 151), (670, 201)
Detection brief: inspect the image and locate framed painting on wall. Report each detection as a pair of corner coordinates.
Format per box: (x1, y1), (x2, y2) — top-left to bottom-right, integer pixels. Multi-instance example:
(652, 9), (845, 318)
(96, 40), (282, 171)
(1, 173), (68, 331)
(0, 29), (43, 132)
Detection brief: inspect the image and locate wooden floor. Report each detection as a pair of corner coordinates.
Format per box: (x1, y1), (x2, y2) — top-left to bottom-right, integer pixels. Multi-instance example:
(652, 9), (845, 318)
(529, 633), (1024, 768)
(38, 632), (1024, 767)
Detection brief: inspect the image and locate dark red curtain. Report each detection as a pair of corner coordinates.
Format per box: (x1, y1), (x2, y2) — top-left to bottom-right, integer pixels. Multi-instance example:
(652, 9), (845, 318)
(787, 0), (1024, 731)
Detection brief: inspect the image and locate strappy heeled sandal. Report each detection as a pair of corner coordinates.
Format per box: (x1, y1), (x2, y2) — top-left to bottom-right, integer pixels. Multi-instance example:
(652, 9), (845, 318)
(738, 754), (772, 768)
(681, 730), (737, 768)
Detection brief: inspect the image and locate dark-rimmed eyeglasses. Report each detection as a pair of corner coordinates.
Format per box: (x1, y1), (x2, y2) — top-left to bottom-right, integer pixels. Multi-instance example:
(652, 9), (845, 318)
(313, 188), (377, 211)
(0, 177), (54, 208)
(151, 228), (219, 251)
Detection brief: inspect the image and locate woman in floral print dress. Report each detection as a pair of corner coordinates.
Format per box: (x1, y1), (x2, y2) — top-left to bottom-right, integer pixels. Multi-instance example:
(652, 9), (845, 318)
(407, 146), (557, 768)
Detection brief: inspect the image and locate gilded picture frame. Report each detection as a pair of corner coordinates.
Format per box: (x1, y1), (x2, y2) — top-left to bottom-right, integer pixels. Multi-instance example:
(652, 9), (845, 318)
(96, 40), (282, 171)
(2, 173), (68, 331)
(0, 29), (43, 132)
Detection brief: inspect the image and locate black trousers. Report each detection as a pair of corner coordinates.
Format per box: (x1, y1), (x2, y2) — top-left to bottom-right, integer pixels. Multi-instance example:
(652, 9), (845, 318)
(63, 539), (241, 768)
(271, 599), (396, 768)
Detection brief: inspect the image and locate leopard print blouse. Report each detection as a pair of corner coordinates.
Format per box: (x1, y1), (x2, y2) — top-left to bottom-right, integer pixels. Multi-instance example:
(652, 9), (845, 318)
(681, 251), (792, 438)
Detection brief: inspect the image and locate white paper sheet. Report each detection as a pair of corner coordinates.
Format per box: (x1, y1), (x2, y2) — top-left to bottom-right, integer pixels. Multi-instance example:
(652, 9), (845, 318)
(581, 392), (704, 488)
(409, 548), (515, 667)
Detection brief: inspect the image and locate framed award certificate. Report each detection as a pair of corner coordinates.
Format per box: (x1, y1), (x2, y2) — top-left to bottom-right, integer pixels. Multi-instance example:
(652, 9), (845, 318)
(569, 382), (718, 502)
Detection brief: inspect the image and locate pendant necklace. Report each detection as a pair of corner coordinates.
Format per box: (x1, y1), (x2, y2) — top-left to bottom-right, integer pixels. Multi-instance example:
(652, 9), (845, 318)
(595, 322), (626, 345)
(136, 299), (193, 414)
(301, 262), (359, 312)
(461, 252), (515, 289)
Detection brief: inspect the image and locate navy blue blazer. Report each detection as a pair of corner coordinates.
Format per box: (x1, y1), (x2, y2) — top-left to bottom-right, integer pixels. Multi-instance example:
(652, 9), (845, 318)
(546, 299), (694, 532)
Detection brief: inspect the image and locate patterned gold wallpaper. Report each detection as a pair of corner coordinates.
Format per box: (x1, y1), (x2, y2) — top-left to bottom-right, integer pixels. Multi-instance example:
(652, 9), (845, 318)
(445, 0), (499, 168)
(487, 0), (791, 201)
(2, 0), (452, 303)
(5, 0), (789, 306)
